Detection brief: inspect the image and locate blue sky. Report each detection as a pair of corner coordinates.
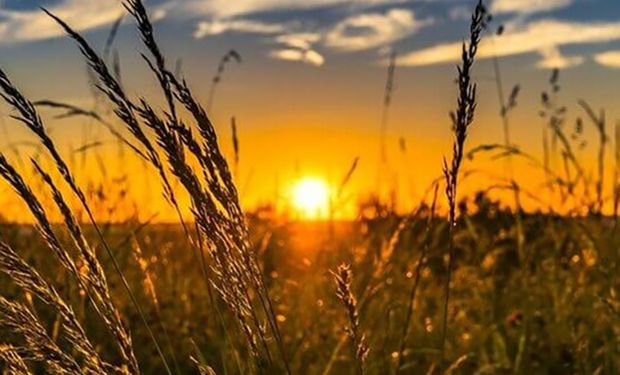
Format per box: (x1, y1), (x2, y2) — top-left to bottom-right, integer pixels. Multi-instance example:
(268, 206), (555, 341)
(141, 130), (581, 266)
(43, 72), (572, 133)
(1, 0), (620, 214)
(2, 0), (620, 69)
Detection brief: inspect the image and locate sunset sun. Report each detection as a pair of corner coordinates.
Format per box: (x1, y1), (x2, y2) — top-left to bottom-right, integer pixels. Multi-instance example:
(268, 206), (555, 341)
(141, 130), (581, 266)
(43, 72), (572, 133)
(291, 177), (330, 219)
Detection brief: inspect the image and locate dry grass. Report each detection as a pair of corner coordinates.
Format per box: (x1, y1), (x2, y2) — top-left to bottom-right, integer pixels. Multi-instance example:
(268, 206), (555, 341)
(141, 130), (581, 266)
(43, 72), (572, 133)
(440, 0), (489, 363)
(332, 264), (369, 375)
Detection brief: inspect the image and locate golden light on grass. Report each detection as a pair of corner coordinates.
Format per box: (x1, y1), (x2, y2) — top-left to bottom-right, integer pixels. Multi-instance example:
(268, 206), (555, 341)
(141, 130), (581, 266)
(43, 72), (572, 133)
(291, 177), (330, 220)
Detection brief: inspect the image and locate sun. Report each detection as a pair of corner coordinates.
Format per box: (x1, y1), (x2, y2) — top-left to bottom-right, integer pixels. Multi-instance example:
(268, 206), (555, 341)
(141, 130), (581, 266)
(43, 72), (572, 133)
(291, 177), (330, 220)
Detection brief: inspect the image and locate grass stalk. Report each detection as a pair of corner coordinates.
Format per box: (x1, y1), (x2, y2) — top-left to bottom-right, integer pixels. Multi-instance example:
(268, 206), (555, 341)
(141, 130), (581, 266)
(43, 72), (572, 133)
(333, 264), (369, 375)
(395, 183), (439, 373)
(0, 32), (169, 375)
(440, 0), (488, 363)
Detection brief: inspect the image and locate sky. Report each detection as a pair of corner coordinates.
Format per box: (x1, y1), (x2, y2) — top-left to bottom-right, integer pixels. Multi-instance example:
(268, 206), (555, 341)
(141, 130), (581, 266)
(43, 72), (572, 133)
(1, 0), (620, 221)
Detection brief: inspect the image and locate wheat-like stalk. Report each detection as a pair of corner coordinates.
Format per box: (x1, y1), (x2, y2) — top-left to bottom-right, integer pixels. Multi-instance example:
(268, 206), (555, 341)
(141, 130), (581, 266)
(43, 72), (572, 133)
(33, 100), (147, 160)
(579, 100), (607, 213)
(43, 0), (290, 371)
(231, 116), (240, 181)
(0, 344), (33, 375)
(191, 357), (218, 375)
(137, 101), (268, 363)
(440, 0), (488, 362)
(0, 55), (155, 363)
(380, 51), (396, 164)
(207, 50), (242, 111)
(30, 160), (140, 373)
(121, 1), (290, 371)
(332, 263), (369, 375)
(0, 154), (138, 373)
(0, 241), (109, 375)
(0, 296), (82, 375)
(42, 9), (182, 226)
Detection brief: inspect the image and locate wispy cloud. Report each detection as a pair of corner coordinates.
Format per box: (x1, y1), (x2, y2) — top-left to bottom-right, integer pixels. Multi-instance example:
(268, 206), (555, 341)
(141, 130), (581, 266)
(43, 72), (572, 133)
(193, 19), (287, 38)
(275, 33), (322, 50)
(270, 32), (324, 66)
(399, 19), (620, 68)
(594, 50), (620, 68)
(270, 48), (325, 66)
(537, 46), (583, 69)
(183, 0), (406, 18)
(325, 9), (432, 51)
(0, 0), (124, 44)
(0, 0), (405, 45)
(491, 0), (573, 15)
(192, 7), (430, 65)
(187, 2), (419, 66)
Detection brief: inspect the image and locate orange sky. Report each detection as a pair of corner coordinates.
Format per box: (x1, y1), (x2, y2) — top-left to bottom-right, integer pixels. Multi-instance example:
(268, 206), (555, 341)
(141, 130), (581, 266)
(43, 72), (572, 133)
(1, 0), (620, 221)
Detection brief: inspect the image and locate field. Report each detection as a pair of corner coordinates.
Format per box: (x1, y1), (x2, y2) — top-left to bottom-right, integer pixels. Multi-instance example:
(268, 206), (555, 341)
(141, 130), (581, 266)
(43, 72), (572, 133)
(0, 0), (619, 374)
(2, 206), (619, 374)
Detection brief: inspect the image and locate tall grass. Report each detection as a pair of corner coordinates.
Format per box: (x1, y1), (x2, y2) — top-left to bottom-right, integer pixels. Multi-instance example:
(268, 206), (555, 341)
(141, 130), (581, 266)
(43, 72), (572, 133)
(378, 51), (397, 185)
(395, 182), (439, 373)
(440, 0), (489, 362)
(54, 0), (288, 372)
(579, 100), (607, 213)
(332, 264), (369, 375)
(0, 153), (141, 373)
(207, 50), (242, 111)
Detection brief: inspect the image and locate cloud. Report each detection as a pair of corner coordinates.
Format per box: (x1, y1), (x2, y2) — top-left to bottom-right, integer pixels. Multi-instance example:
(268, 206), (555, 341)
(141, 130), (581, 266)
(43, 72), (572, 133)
(325, 8), (432, 51)
(192, 7), (430, 65)
(491, 0), (572, 15)
(0, 0), (124, 44)
(536, 46), (583, 69)
(594, 50), (620, 68)
(183, 0), (406, 18)
(270, 48), (325, 66)
(399, 19), (620, 67)
(194, 19), (287, 38)
(0, 0), (405, 45)
(270, 32), (324, 66)
(275, 33), (322, 50)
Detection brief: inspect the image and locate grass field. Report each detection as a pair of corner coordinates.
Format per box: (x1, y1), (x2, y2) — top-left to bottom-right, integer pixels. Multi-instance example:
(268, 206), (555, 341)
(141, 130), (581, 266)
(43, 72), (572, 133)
(0, 0), (619, 374)
(1, 207), (619, 374)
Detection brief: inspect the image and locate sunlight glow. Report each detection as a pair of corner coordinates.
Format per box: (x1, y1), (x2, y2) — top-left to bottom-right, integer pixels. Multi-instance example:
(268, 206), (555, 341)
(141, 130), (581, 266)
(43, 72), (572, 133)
(291, 177), (330, 220)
